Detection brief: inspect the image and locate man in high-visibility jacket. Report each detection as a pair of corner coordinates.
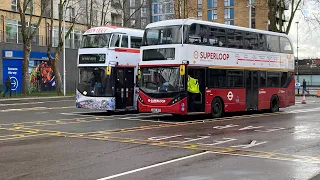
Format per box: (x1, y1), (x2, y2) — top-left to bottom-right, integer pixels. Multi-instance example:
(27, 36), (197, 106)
(187, 75), (200, 112)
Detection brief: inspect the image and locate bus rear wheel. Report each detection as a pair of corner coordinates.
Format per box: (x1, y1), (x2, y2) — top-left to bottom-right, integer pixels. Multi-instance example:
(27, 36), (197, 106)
(270, 95), (279, 113)
(211, 97), (224, 118)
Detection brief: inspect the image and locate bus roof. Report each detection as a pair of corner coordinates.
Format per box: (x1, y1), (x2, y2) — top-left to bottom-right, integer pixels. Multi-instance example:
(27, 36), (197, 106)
(145, 19), (290, 39)
(83, 26), (144, 37)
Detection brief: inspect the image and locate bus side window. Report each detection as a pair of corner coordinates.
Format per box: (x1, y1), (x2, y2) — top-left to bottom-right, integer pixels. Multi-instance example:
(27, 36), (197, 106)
(280, 37), (293, 54)
(189, 23), (209, 45)
(110, 34), (121, 47)
(266, 35), (280, 53)
(131, 36), (142, 48)
(258, 34), (266, 51)
(244, 32), (258, 50)
(259, 71), (266, 87)
(121, 35), (128, 48)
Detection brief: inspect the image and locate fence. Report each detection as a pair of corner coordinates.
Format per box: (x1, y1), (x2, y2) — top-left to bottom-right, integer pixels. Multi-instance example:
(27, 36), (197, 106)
(0, 30), (81, 49)
(0, 79), (78, 97)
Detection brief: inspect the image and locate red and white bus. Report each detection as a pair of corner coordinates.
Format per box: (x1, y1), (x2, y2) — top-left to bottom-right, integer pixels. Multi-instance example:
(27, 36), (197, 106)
(76, 26), (144, 111)
(138, 19), (295, 117)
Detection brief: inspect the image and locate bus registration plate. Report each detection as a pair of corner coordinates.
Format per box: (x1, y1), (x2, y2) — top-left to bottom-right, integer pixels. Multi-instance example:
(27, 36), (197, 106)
(151, 108), (161, 113)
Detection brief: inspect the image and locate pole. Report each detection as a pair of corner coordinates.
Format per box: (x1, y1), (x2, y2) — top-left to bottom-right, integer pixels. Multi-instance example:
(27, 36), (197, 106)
(63, 5), (66, 96)
(249, 0), (252, 28)
(296, 21), (299, 94)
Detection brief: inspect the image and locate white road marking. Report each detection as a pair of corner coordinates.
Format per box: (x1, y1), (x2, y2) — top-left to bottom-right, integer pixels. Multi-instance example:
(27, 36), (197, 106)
(0, 102), (45, 107)
(96, 152), (210, 180)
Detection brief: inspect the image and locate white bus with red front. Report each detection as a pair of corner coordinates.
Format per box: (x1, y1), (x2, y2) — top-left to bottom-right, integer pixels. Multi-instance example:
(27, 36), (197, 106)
(138, 19), (295, 117)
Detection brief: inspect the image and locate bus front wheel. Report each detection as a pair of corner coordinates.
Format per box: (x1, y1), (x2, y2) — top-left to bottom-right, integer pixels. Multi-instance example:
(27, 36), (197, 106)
(270, 95), (279, 113)
(211, 97), (224, 118)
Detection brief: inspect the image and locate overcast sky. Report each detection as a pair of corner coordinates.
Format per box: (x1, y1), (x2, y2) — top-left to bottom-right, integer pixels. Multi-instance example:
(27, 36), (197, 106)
(287, 2), (320, 59)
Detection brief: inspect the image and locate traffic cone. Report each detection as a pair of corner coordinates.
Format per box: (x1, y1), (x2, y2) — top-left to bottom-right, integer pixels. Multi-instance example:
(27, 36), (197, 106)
(302, 93), (306, 104)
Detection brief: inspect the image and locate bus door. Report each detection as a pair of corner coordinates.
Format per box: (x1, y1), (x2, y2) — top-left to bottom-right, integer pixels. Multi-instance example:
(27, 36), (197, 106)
(245, 71), (258, 110)
(115, 67), (135, 109)
(188, 68), (206, 112)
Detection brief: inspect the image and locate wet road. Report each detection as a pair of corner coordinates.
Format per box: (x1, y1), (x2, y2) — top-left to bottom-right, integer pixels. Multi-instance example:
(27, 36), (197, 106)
(0, 96), (320, 180)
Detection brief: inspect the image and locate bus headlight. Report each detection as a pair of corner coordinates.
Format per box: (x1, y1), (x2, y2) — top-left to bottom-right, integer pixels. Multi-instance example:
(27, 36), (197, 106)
(138, 96), (144, 104)
(168, 96), (181, 105)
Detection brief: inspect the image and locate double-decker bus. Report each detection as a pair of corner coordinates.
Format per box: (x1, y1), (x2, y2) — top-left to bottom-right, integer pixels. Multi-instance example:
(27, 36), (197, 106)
(138, 19), (295, 117)
(76, 26), (144, 111)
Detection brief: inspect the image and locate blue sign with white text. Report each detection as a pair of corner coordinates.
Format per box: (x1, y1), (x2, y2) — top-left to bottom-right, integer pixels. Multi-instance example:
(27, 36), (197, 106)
(2, 59), (22, 93)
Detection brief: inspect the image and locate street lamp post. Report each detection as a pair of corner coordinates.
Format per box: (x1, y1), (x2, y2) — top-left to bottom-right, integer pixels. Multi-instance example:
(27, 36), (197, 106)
(248, 0), (252, 28)
(296, 21), (299, 94)
(63, 4), (66, 96)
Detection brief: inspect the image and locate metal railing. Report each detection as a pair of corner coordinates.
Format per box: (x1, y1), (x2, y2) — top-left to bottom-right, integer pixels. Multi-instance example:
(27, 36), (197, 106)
(0, 30), (82, 49)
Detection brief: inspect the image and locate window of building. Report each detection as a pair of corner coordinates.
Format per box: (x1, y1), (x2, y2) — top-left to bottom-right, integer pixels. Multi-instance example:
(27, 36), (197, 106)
(5, 19), (18, 43)
(224, 0), (234, 6)
(213, 10), (217, 20)
(130, 0), (135, 7)
(251, 18), (256, 29)
(280, 37), (293, 54)
(208, 0), (217, 8)
(141, 7), (147, 17)
(197, 11), (202, 18)
(131, 36), (142, 48)
(70, 7), (75, 21)
(227, 70), (244, 87)
(141, 19), (147, 28)
(224, 20), (234, 25)
(266, 35), (280, 52)
(121, 35), (128, 48)
(251, 7), (256, 17)
(198, 0), (202, 8)
(74, 30), (83, 49)
(11, 0), (17, 11)
(224, 8), (234, 19)
(153, 4), (158, 14)
(130, 8), (136, 16)
(207, 69), (227, 88)
(26, 0), (33, 14)
(224, 8), (230, 19)
(213, 0), (217, 7)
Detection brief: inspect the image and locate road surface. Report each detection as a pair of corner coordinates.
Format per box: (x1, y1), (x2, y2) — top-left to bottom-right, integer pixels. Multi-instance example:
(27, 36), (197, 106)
(0, 96), (320, 180)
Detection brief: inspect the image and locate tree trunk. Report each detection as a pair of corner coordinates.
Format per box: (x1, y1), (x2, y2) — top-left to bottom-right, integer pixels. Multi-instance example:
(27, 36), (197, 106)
(22, 42), (31, 94)
(50, 52), (63, 94)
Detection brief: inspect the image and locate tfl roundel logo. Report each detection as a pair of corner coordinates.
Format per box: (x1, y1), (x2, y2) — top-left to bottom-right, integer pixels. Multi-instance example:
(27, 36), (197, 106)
(193, 51), (199, 59)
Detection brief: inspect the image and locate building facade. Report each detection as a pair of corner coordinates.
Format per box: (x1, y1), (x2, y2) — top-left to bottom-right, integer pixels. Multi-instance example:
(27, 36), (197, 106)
(0, 0), (123, 93)
(137, 0), (288, 32)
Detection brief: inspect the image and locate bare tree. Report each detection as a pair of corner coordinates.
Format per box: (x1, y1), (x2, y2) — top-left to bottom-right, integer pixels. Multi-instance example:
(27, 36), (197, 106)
(174, 0), (198, 19)
(46, 0), (81, 94)
(113, 0), (146, 27)
(17, 0), (49, 94)
(100, 0), (112, 25)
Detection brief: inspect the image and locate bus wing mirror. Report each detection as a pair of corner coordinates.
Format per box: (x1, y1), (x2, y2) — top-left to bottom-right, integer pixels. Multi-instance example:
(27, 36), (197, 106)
(180, 65), (185, 75)
(138, 69), (141, 79)
(106, 66), (111, 75)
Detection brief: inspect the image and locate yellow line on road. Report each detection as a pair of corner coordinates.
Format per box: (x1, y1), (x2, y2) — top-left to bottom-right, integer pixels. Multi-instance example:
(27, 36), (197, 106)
(0, 106), (74, 113)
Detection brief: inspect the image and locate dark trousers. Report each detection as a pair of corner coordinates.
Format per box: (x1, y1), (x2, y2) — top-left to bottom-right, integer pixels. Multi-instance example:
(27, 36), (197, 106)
(3, 86), (11, 97)
(188, 92), (196, 112)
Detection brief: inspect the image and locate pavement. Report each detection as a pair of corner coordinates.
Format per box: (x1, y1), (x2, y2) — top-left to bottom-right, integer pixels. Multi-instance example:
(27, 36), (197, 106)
(0, 96), (320, 180)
